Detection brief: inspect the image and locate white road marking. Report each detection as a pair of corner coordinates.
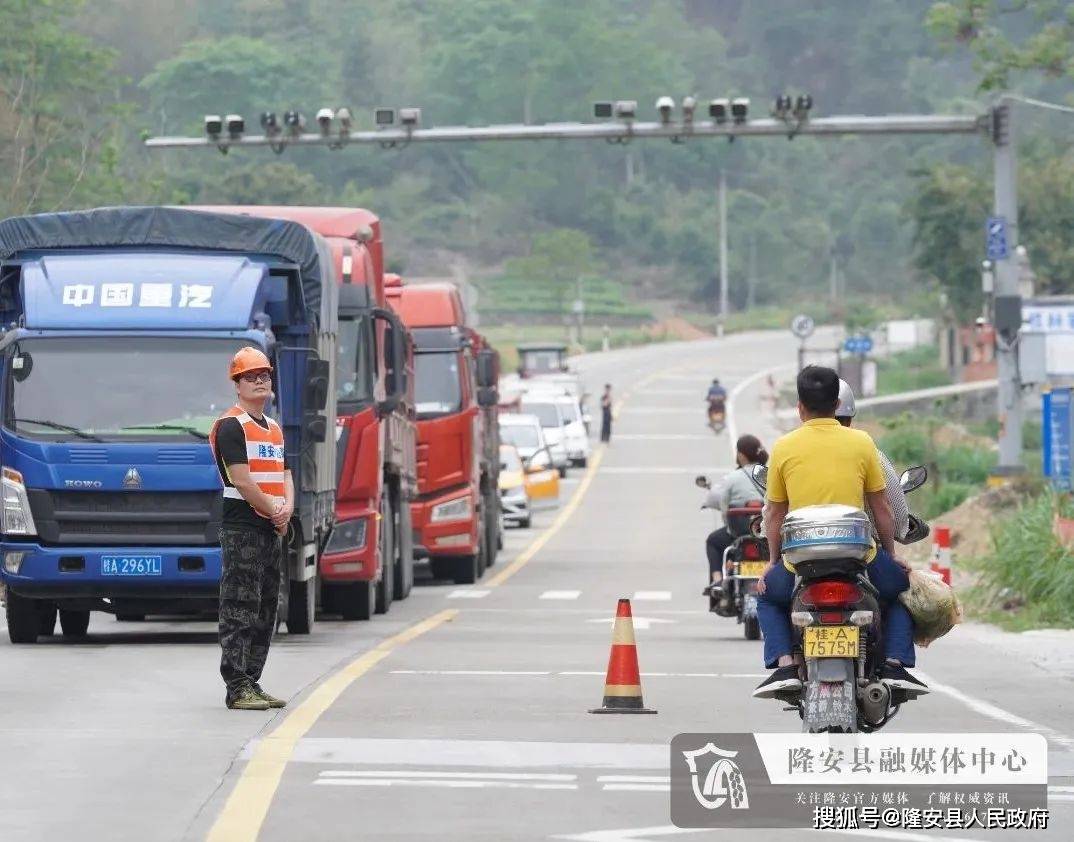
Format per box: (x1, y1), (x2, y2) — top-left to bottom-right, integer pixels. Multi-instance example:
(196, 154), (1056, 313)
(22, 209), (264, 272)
(916, 670), (1074, 752)
(596, 776), (670, 784)
(726, 362), (795, 447)
(599, 467), (730, 475)
(601, 783), (670, 792)
(632, 591), (671, 601)
(611, 434), (714, 441)
(388, 670), (760, 678)
(553, 826), (708, 841)
(390, 670), (551, 676)
(316, 778), (578, 791)
(541, 590), (582, 600)
(586, 616), (676, 631)
(824, 831), (989, 842)
(447, 589), (491, 599)
(1051, 786), (1074, 793)
(321, 770), (577, 781)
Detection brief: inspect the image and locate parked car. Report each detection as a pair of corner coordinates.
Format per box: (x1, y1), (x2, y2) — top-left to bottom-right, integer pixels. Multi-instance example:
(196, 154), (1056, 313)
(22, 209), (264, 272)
(498, 445), (531, 527)
(518, 399), (571, 477)
(526, 389), (590, 468)
(498, 415), (562, 510)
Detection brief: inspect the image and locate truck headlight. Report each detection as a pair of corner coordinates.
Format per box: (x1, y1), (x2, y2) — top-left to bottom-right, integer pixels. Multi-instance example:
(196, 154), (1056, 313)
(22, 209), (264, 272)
(431, 496), (472, 523)
(2, 468), (37, 536)
(325, 518), (367, 553)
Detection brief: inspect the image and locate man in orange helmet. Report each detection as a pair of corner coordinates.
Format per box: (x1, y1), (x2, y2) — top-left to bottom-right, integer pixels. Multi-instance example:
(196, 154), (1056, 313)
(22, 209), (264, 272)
(208, 347), (294, 711)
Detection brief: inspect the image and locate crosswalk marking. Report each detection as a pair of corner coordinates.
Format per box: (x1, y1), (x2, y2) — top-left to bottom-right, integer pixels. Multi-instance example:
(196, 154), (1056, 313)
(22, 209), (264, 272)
(447, 589), (491, 599)
(540, 590), (581, 600)
(322, 770), (577, 781)
(632, 591), (671, 601)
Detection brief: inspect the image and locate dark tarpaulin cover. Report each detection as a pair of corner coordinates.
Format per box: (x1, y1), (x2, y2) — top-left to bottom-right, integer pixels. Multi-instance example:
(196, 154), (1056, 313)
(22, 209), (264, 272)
(0, 205), (326, 312)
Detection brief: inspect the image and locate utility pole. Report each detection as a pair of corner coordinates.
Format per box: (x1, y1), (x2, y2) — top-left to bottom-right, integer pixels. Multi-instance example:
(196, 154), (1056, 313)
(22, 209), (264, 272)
(747, 232), (757, 310)
(991, 96), (1023, 475)
(829, 250), (839, 302)
(718, 168), (728, 323)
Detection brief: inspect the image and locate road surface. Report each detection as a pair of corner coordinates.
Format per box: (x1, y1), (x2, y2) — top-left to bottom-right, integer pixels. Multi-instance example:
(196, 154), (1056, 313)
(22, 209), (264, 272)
(1, 329), (1070, 841)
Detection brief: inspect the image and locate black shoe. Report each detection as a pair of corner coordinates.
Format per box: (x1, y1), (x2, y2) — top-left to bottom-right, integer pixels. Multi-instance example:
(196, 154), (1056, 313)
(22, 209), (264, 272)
(880, 663), (929, 695)
(753, 665), (803, 699)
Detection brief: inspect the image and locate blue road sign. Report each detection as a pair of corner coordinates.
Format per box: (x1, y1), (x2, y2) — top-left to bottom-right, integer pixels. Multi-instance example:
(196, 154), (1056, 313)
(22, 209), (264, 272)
(842, 335), (874, 355)
(1044, 388), (1073, 491)
(986, 216), (1009, 261)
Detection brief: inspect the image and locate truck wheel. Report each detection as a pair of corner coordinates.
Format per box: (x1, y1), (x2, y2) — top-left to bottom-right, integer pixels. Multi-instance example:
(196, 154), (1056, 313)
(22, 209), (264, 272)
(339, 581), (375, 621)
(375, 495), (395, 615)
(116, 614), (145, 622)
(37, 602), (58, 636)
(429, 558), (453, 582)
(393, 496), (414, 600)
(59, 609), (90, 639)
(558, 466), (567, 478)
(744, 616), (761, 640)
(6, 591), (40, 644)
(519, 515), (532, 528)
(577, 457), (588, 468)
(287, 576), (316, 634)
(451, 554), (479, 586)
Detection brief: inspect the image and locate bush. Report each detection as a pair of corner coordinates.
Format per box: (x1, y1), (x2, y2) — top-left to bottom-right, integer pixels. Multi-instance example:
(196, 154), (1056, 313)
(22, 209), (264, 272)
(917, 482), (975, 520)
(937, 445), (996, 485)
(878, 424), (931, 466)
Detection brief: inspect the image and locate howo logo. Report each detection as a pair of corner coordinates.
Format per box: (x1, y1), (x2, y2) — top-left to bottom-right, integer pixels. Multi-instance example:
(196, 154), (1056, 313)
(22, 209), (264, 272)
(65, 479), (103, 489)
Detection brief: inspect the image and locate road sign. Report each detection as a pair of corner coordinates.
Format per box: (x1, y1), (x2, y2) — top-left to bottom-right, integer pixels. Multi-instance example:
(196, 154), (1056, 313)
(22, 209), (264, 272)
(986, 216), (1010, 261)
(790, 314), (814, 339)
(842, 335), (873, 355)
(1043, 388), (1072, 491)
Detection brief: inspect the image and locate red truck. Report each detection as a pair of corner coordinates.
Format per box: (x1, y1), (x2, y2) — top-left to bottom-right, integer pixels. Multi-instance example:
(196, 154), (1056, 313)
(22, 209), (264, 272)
(201, 206), (417, 620)
(385, 278), (501, 585)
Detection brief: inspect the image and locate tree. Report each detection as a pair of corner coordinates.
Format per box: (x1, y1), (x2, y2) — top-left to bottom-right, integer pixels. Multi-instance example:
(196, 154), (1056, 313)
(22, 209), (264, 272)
(503, 229), (596, 313)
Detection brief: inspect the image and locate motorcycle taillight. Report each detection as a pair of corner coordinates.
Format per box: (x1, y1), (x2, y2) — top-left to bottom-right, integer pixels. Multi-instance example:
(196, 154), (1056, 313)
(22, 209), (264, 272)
(741, 541), (762, 560)
(801, 580), (861, 608)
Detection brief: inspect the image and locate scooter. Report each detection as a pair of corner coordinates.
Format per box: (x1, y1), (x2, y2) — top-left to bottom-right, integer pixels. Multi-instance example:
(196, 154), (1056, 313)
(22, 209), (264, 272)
(748, 463), (931, 733)
(706, 400), (726, 434)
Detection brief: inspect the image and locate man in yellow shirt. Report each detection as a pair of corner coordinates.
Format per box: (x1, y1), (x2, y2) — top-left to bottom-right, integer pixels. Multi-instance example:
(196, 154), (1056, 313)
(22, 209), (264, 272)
(752, 366), (926, 699)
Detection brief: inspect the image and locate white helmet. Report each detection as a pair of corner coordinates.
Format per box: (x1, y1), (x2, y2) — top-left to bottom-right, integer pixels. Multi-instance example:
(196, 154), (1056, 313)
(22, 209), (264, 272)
(835, 379), (857, 418)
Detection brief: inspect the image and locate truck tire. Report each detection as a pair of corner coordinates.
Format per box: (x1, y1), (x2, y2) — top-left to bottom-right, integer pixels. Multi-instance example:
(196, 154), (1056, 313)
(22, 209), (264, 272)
(116, 614), (145, 622)
(375, 495), (394, 615)
(287, 576), (316, 634)
(37, 602), (58, 636)
(744, 615), (761, 640)
(393, 495), (414, 600)
(59, 609), (90, 639)
(558, 466), (567, 478)
(429, 557), (454, 582)
(6, 591), (41, 644)
(451, 553), (479, 586)
(484, 492), (499, 568)
(339, 581), (375, 621)
(519, 515), (532, 528)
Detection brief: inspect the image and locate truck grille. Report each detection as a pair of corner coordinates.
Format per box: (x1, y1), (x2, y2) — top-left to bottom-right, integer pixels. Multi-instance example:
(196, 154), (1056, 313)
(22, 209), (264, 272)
(27, 490), (221, 546)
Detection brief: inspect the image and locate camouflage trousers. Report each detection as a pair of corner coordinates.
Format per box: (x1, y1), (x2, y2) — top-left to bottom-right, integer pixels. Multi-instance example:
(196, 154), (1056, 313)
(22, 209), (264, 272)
(219, 527), (281, 695)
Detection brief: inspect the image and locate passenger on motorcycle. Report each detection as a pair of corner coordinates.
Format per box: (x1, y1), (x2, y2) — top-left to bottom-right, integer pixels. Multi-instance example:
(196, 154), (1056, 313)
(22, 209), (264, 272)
(702, 435), (768, 598)
(752, 366), (927, 700)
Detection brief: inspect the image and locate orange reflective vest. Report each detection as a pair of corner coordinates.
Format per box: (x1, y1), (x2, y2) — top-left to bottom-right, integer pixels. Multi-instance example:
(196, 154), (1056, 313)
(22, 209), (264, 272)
(209, 406), (285, 519)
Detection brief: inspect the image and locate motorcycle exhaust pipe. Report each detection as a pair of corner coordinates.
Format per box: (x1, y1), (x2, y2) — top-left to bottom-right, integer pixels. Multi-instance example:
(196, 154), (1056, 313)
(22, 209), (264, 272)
(858, 681), (890, 725)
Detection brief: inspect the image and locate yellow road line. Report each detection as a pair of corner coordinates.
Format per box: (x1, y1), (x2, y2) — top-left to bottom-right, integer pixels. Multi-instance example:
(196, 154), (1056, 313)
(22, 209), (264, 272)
(206, 608), (458, 842)
(483, 445), (606, 588)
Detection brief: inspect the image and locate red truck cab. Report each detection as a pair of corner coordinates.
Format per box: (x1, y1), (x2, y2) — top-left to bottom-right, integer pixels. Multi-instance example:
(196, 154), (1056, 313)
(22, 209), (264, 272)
(385, 279), (500, 585)
(197, 206), (417, 621)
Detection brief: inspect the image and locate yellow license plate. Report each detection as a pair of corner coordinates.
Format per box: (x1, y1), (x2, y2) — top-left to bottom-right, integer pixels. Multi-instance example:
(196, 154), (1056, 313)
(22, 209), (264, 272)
(803, 625), (859, 658)
(738, 561), (768, 578)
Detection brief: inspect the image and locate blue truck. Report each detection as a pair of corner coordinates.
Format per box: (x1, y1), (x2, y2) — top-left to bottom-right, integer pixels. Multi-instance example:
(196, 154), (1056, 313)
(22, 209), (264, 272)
(0, 206), (344, 642)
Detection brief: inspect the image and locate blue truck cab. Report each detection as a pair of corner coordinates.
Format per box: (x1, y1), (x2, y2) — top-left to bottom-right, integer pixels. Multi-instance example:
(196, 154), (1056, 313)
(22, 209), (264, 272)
(0, 207), (339, 642)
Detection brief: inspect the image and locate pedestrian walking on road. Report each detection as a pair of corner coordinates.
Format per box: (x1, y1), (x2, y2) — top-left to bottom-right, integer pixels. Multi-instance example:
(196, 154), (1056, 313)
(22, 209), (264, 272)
(600, 384), (613, 443)
(209, 347), (294, 711)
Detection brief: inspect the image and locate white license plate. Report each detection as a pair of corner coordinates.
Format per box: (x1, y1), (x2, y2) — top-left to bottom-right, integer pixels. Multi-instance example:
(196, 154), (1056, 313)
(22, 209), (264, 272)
(101, 556), (162, 576)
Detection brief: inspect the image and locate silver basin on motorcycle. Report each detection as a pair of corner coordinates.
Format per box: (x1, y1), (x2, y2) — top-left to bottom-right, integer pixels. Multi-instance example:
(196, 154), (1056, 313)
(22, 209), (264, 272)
(781, 504), (872, 566)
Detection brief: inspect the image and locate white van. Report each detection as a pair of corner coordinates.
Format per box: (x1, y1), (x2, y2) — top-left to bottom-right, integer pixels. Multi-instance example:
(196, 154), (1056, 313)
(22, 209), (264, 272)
(517, 399), (573, 477)
(498, 413), (568, 477)
(524, 390), (590, 467)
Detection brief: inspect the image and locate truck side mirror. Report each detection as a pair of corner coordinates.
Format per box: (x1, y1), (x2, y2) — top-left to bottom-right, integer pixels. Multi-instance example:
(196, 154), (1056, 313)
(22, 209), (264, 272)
(477, 386), (498, 408)
(304, 358), (330, 411)
(305, 413), (328, 443)
(373, 307), (406, 417)
(476, 349), (497, 388)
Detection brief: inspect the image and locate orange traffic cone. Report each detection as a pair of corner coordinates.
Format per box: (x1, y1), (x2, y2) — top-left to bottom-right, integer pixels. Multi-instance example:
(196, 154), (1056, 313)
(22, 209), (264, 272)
(589, 599), (657, 714)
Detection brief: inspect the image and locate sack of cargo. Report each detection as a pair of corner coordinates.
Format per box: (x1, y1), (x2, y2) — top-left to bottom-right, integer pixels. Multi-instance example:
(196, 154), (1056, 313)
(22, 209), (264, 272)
(898, 568), (963, 647)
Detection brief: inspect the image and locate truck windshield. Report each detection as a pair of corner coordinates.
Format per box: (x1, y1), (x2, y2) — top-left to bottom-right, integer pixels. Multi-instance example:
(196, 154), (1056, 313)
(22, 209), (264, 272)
(5, 337), (249, 442)
(336, 317), (374, 404)
(415, 352), (462, 419)
(521, 403), (561, 429)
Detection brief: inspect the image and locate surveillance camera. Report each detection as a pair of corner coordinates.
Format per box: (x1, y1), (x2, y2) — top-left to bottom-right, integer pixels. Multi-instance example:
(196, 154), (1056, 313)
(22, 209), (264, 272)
(614, 100), (637, 121)
(203, 114), (223, 138)
(316, 108), (334, 135)
(283, 110), (305, 135)
(731, 97), (750, 124)
(224, 114), (243, 139)
(681, 96), (697, 123)
(656, 95), (674, 124)
(772, 95), (792, 119)
(709, 98), (729, 124)
(399, 107), (421, 127)
(375, 107), (396, 127)
(335, 107), (353, 133)
(793, 93), (813, 119)
(260, 111), (280, 135)
(593, 101), (614, 120)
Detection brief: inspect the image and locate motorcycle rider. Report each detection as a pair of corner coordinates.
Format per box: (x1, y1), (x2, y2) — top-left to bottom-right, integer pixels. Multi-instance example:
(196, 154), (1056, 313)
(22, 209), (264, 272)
(752, 366), (927, 699)
(706, 378), (728, 427)
(702, 434), (768, 599)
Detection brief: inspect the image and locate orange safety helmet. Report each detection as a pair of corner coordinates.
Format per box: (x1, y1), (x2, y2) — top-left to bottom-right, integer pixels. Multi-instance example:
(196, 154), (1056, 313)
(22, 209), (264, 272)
(229, 347), (273, 381)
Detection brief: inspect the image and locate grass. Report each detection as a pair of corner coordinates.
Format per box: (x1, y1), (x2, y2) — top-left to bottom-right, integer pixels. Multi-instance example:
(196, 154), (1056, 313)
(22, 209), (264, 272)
(963, 491), (1074, 630)
(474, 275), (652, 319)
(874, 344), (951, 396)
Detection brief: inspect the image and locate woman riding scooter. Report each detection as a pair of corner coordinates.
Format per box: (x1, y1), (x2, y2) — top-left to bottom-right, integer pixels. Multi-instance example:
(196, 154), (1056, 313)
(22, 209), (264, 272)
(702, 435), (768, 599)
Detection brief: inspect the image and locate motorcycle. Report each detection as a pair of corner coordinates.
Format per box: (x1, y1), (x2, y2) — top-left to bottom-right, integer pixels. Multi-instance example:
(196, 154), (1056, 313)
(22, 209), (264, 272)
(748, 463), (930, 733)
(706, 400), (726, 434)
(695, 476), (768, 639)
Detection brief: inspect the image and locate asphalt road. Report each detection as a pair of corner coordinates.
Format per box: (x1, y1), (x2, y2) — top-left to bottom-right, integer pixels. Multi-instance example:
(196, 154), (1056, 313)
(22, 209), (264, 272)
(2, 330), (1072, 842)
